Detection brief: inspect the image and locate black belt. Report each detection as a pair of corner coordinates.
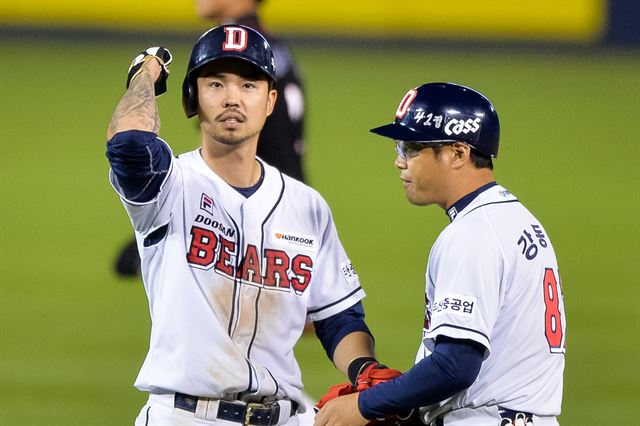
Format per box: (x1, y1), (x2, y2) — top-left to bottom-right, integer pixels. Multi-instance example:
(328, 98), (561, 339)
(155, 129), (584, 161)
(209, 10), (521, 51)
(174, 392), (298, 426)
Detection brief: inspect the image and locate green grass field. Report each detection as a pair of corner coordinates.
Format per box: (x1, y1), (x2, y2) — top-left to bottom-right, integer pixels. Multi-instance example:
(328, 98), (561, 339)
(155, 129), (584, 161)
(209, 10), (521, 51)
(1, 33), (638, 425)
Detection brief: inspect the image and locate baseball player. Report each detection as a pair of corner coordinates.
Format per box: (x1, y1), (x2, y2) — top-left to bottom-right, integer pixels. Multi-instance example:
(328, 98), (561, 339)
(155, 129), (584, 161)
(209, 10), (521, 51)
(114, 0), (306, 276)
(106, 25), (382, 425)
(315, 83), (566, 426)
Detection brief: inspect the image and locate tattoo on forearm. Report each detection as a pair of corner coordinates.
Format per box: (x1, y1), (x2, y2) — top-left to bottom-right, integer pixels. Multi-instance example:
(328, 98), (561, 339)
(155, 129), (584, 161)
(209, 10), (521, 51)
(108, 69), (160, 135)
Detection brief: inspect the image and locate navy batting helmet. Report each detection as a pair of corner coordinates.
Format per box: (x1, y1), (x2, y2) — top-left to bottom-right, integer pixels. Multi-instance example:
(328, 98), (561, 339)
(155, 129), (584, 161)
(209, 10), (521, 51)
(182, 24), (277, 118)
(370, 82), (500, 158)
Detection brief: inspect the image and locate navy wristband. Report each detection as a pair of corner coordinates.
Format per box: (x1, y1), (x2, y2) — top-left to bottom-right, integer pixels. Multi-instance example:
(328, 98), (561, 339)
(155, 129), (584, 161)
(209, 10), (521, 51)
(348, 357), (378, 385)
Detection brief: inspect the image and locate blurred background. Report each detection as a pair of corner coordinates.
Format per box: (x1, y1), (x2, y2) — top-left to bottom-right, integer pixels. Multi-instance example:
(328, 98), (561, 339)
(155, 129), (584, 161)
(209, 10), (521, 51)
(0, 0), (638, 424)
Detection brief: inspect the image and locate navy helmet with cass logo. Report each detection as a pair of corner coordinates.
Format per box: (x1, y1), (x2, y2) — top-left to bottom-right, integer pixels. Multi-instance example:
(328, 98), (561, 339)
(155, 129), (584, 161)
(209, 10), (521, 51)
(370, 82), (500, 158)
(182, 24), (277, 118)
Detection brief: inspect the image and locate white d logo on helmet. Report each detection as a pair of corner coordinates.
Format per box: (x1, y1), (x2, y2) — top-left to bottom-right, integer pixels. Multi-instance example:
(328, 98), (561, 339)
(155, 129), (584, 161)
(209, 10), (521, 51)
(395, 89), (417, 119)
(223, 27), (248, 51)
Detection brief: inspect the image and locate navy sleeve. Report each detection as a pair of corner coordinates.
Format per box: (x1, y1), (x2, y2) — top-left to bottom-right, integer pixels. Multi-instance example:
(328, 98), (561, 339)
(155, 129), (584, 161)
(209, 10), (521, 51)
(106, 130), (172, 202)
(358, 337), (484, 419)
(313, 302), (373, 361)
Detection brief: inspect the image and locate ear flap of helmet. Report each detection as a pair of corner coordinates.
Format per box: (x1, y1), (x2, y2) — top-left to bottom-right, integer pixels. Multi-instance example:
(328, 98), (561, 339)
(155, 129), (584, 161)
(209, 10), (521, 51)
(182, 77), (198, 118)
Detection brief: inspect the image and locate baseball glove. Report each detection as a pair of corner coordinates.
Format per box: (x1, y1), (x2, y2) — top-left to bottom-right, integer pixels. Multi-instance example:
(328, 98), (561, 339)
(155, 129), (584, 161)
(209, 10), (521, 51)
(315, 362), (416, 425)
(126, 47), (173, 96)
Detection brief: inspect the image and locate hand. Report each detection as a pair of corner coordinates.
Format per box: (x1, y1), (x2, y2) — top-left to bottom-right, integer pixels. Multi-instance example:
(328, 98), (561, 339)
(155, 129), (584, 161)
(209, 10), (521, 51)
(126, 47), (172, 96)
(314, 393), (368, 426)
(315, 360), (408, 425)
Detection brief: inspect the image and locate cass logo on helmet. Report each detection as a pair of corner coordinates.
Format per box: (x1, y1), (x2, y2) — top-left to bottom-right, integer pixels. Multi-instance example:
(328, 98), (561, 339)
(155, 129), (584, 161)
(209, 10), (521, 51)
(444, 117), (482, 137)
(370, 82), (500, 158)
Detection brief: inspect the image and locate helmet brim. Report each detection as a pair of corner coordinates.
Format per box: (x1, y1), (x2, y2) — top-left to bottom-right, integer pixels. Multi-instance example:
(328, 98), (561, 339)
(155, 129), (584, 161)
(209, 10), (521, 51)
(188, 55), (276, 83)
(370, 122), (425, 141)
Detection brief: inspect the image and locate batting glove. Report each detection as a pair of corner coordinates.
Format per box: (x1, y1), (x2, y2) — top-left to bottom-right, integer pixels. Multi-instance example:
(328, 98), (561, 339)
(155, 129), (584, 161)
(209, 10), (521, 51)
(126, 47), (173, 96)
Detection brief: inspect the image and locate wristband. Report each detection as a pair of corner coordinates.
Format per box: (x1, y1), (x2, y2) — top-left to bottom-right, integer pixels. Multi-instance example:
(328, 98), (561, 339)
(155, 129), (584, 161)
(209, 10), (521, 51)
(347, 356), (378, 385)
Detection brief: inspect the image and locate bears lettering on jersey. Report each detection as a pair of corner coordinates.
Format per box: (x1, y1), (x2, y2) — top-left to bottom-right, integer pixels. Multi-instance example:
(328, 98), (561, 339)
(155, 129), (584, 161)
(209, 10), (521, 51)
(187, 225), (313, 294)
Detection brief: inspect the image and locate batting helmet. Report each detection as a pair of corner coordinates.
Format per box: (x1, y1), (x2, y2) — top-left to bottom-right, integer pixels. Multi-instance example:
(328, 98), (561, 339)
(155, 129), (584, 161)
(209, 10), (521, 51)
(370, 82), (500, 158)
(182, 24), (277, 118)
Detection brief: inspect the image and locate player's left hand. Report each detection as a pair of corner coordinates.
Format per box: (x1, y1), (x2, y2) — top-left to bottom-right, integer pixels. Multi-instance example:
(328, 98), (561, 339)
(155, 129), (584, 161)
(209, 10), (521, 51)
(314, 392), (368, 426)
(126, 47), (173, 96)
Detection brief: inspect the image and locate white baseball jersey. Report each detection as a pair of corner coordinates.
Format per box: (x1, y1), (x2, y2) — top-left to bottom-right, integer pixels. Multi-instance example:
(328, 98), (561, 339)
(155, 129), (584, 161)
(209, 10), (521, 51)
(109, 139), (364, 408)
(416, 184), (566, 421)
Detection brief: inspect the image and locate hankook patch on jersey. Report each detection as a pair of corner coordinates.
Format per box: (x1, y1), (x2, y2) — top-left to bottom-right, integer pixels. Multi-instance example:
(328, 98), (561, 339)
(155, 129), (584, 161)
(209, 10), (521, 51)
(271, 231), (317, 251)
(432, 293), (476, 318)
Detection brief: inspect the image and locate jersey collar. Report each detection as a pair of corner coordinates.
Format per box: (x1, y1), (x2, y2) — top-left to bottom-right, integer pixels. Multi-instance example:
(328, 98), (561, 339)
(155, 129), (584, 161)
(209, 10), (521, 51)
(445, 181), (497, 222)
(231, 162), (265, 198)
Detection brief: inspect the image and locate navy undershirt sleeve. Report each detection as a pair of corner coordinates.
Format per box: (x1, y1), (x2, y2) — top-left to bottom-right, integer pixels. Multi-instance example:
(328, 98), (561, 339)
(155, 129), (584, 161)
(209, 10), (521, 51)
(106, 130), (171, 202)
(358, 337), (485, 419)
(313, 302), (373, 361)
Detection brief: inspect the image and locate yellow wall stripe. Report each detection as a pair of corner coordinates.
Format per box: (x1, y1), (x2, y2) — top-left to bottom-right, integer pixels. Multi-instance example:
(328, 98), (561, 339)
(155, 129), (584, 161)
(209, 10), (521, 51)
(0, 0), (606, 41)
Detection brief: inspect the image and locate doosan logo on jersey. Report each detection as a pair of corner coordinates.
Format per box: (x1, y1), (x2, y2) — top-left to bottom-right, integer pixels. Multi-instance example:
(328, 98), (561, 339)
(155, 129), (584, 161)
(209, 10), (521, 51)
(444, 117), (481, 136)
(194, 214), (235, 238)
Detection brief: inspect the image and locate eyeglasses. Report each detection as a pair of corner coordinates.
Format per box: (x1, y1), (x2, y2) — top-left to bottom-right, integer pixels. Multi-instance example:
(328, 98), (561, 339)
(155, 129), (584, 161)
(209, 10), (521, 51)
(394, 140), (453, 160)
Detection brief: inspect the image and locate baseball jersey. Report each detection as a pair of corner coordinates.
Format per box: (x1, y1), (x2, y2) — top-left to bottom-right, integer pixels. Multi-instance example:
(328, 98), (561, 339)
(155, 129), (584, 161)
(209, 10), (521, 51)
(416, 183), (566, 420)
(108, 131), (364, 407)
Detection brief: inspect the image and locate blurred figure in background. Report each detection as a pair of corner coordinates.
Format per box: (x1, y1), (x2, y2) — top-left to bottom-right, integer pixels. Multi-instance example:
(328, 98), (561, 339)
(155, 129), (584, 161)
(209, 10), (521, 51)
(114, 0), (306, 276)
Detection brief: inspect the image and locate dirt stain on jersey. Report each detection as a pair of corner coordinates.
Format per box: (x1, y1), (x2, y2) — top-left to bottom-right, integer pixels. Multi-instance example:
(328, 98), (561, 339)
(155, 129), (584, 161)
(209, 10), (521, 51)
(232, 286), (261, 352)
(206, 282), (250, 389)
(209, 281), (235, 333)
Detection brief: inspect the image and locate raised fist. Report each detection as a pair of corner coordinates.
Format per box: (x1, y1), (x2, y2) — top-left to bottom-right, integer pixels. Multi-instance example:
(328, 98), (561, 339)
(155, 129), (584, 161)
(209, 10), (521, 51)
(126, 47), (173, 96)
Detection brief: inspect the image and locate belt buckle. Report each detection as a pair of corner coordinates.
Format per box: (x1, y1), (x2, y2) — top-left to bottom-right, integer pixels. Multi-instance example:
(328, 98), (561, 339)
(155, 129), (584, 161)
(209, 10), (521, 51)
(244, 402), (270, 426)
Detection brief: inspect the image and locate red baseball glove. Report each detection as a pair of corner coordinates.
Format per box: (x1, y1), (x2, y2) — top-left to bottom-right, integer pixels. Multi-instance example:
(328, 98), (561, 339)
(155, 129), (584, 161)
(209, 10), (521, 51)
(355, 363), (403, 391)
(315, 362), (416, 425)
